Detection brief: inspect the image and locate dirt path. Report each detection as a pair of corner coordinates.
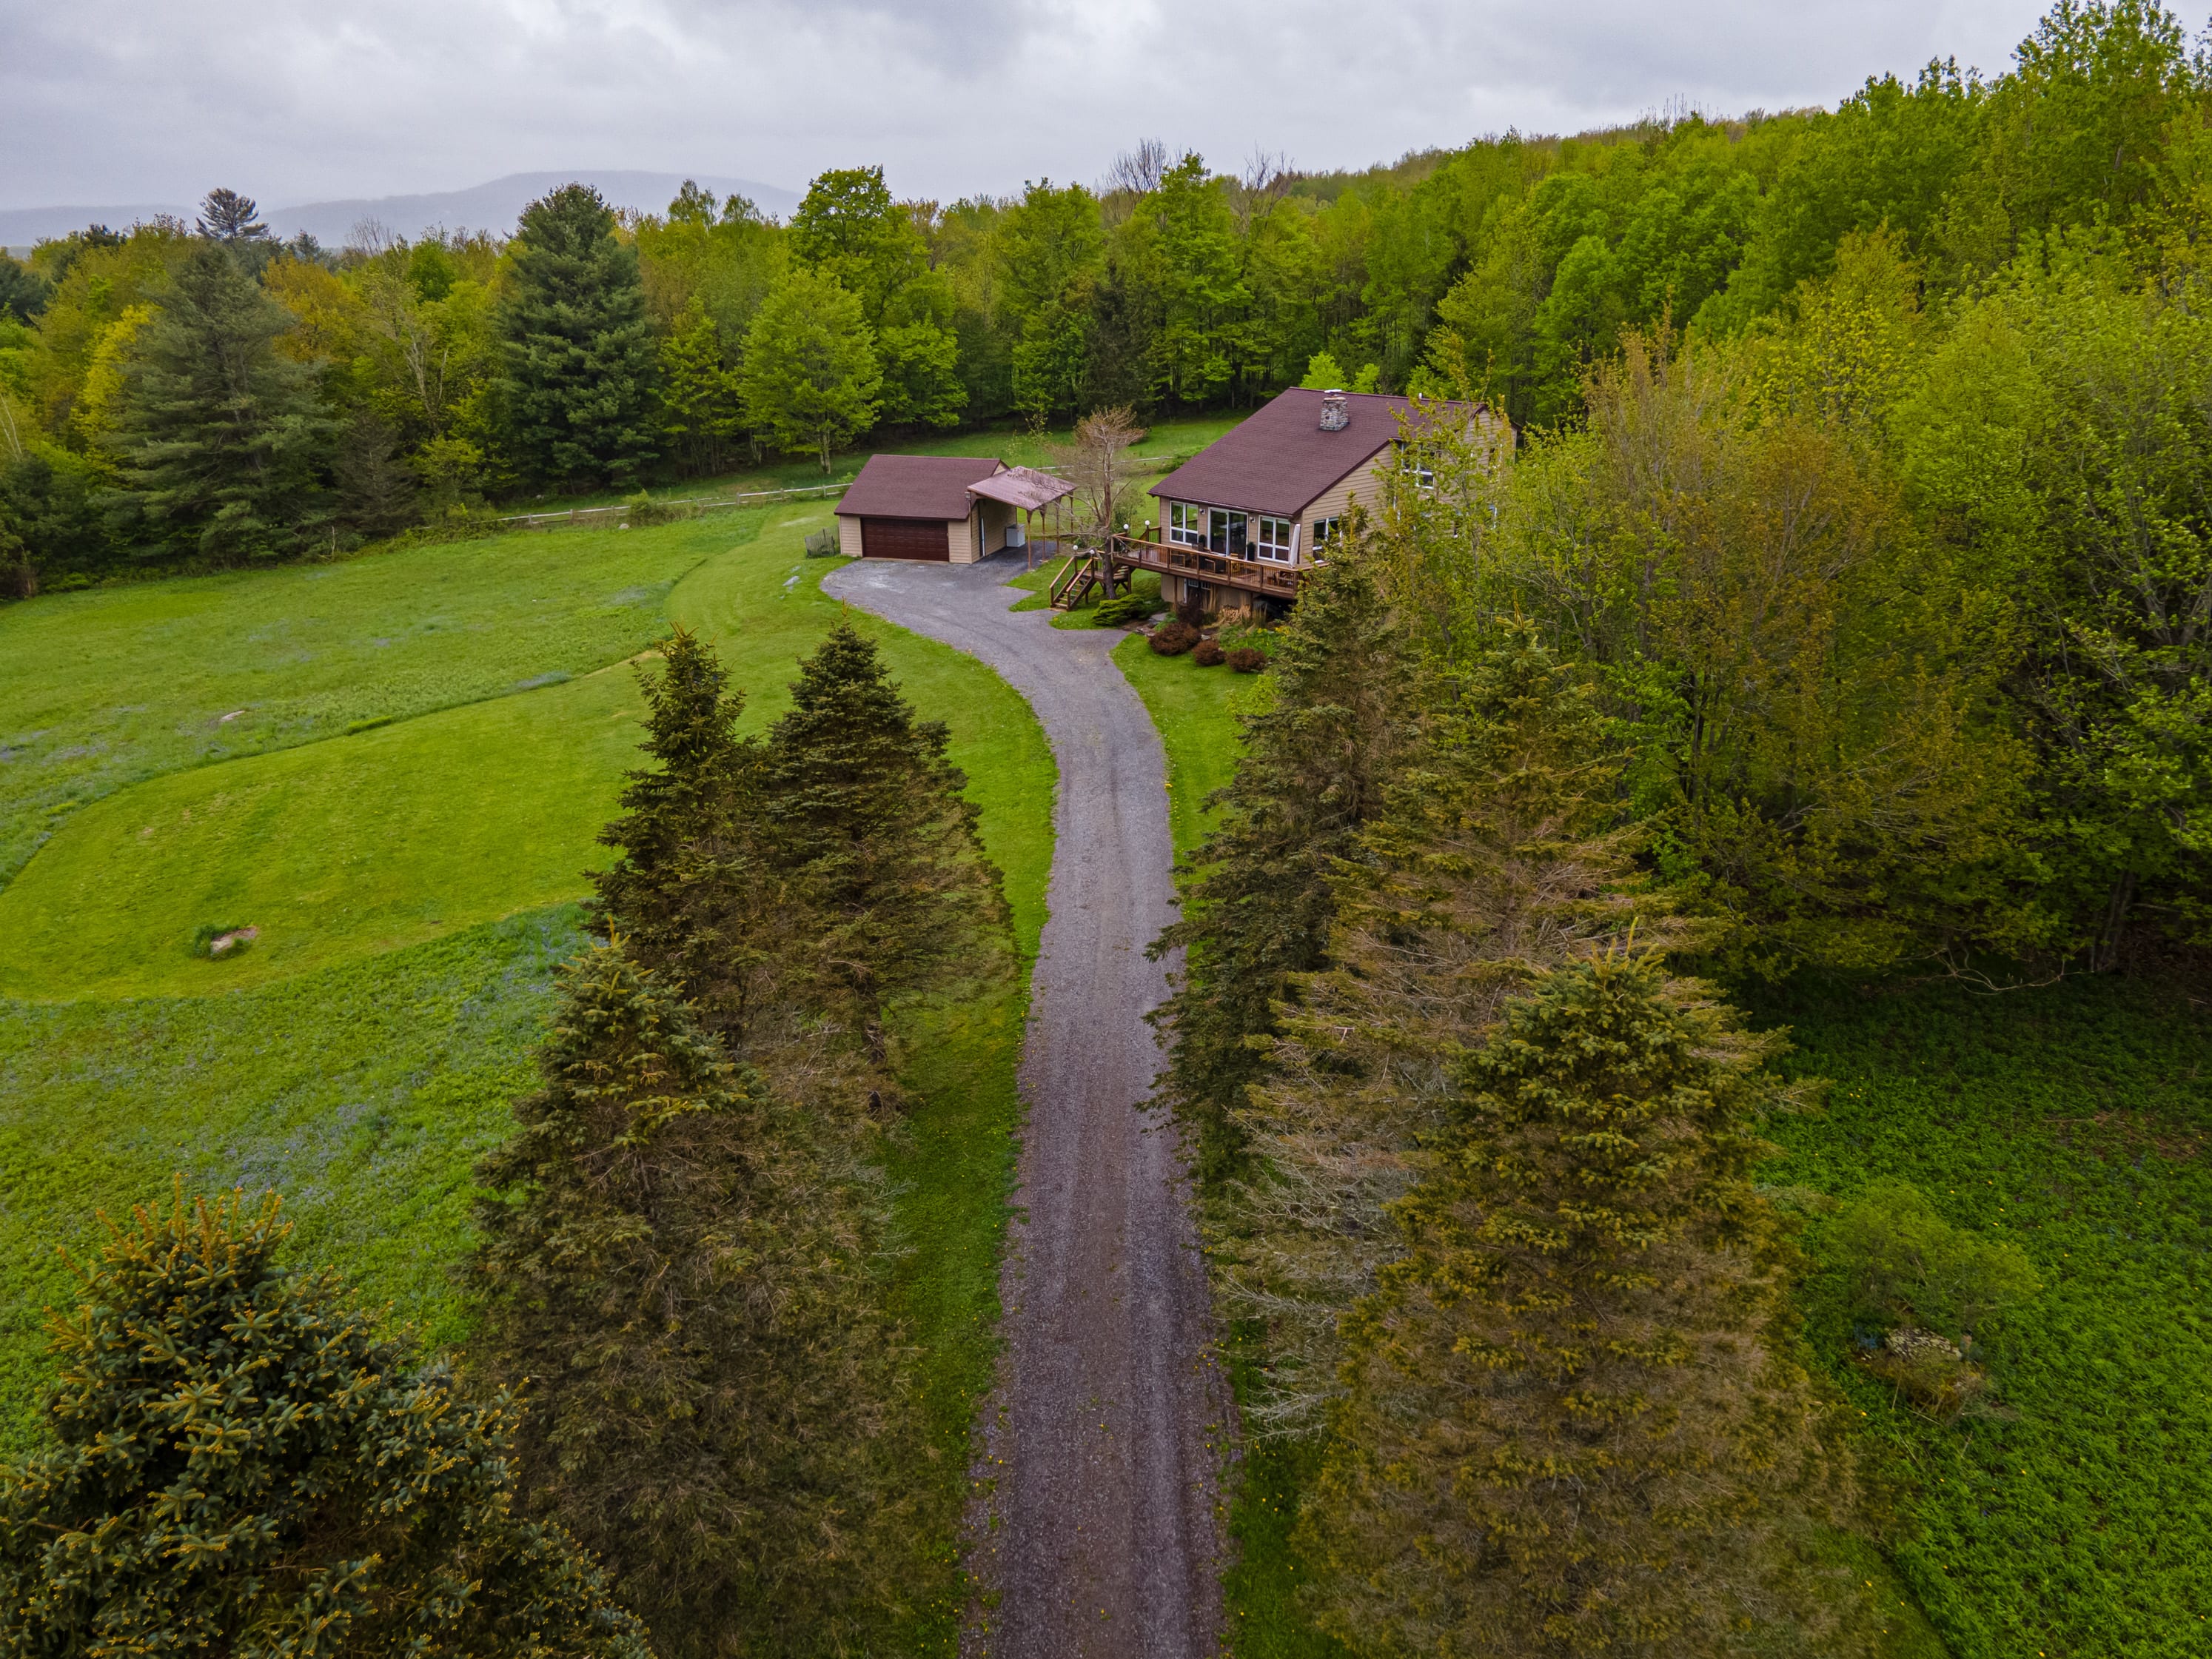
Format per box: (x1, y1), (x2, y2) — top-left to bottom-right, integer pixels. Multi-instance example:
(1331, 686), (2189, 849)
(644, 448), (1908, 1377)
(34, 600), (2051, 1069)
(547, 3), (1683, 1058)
(825, 554), (1226, 1658)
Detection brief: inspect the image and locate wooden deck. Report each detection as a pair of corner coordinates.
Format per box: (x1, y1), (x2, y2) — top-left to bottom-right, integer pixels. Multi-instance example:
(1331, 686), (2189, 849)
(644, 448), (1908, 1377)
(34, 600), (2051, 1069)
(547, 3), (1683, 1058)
(1107, 535), (1305, 598)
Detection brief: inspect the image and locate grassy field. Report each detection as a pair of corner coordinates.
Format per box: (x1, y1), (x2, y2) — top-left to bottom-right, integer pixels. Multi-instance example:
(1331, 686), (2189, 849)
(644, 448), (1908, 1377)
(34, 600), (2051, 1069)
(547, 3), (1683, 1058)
(0, 515), (1055, 1648)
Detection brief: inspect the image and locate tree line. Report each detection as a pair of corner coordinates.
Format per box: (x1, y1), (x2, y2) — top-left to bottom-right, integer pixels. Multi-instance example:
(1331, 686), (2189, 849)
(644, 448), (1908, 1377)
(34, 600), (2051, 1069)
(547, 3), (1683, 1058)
(8, 0), (2208, 594)
(0, 623), (1013, 1655)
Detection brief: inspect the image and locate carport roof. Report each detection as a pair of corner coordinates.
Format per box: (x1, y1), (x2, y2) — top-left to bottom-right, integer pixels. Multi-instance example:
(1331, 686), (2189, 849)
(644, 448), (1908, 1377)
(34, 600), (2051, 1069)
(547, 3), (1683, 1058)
(968, 465), (1076, 512)
(834, 454), (1005, 520)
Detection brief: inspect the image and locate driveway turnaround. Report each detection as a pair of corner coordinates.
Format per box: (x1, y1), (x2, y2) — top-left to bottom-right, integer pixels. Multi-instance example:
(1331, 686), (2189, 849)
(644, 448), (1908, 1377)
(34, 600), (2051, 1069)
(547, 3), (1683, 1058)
(825, 554), (1226, 1658)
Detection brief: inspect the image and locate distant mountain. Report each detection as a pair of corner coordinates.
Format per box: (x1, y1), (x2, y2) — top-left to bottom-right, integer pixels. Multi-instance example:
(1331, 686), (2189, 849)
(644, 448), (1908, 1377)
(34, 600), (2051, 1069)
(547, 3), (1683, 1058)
(0, 203), (190, 247)
(0, 170), (800, 253)
(264, 171), (802, 244)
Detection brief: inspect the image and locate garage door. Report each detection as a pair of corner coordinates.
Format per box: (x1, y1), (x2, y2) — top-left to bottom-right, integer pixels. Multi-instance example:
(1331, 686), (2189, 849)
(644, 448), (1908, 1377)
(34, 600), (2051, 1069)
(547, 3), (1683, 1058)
(861, 517), (952, 561)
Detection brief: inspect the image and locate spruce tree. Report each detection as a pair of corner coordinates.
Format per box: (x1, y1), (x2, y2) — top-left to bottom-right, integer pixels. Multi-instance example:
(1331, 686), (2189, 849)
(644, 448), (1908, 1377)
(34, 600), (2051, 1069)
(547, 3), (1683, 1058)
(1150, 540), (1412, 1189)
(107, 243), (330, 563)
(470, 940), (915, 1656)
(497, 184), (656, 487)
(1219, 623), (1678, 1432)
(588, 626), (776, 1050)
(760, 620), (1010, 1062)
(0, 1185), (648, 1659)
(1301, 953), (1860, 1655)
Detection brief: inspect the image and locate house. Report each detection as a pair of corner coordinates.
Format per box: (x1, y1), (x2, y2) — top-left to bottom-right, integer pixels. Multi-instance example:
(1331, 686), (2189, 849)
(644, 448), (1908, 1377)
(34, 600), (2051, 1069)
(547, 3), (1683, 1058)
(1120, 387), (1506, 617)
(834, 455), (1074, 563)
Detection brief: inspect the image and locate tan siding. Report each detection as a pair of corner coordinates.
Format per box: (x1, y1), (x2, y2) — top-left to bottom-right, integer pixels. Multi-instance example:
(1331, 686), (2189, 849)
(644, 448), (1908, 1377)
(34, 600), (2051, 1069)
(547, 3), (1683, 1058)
(838, 515), (865, 558)
(948, 515), (974, 563)
(1298, 449), (1394, 560)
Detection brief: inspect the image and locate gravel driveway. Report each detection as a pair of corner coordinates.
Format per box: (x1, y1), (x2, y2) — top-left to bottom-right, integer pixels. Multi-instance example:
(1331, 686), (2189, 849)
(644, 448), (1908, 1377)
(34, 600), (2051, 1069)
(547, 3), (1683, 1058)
(824, 553), (1226, 1658)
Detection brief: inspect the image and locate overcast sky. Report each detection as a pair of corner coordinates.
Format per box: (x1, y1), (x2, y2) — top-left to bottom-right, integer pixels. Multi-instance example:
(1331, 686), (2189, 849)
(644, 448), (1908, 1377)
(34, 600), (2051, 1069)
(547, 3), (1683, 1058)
(2, 0), (2070, 212)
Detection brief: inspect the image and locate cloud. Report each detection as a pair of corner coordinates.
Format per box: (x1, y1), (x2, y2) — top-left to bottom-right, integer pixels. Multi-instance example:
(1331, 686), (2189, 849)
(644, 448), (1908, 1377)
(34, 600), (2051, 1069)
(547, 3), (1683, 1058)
(1, 0), (2054, 212)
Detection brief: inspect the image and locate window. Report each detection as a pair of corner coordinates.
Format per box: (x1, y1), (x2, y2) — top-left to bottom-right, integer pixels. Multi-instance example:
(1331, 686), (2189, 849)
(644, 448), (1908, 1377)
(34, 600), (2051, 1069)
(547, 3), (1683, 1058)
(1208, 509), (1248, 557)
(1255, 515), (1295, 562)
(1404, 451), (1436, 489)
(1167, 501), (1204, 546)
(1310, 515), (1342, 552)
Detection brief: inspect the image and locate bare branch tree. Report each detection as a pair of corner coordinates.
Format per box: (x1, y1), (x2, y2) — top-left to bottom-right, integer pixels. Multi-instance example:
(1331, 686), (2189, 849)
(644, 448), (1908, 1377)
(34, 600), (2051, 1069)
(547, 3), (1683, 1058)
(1053, 406), (1146, 539)
(1105, 138), (1168, 198)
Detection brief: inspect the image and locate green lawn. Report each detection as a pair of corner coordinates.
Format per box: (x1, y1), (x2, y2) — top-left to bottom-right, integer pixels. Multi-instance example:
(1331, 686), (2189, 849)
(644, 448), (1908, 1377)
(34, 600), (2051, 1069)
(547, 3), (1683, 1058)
(0, 517), (745, 887)
(1111, 634), (1251, 859)
(0, 517), (1055, 1649)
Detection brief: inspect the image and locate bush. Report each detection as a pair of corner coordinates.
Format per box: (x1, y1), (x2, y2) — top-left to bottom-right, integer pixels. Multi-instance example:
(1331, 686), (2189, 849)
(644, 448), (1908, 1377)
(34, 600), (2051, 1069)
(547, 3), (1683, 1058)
(1826, 1178), (2042, 1339)
(1150, 620), (1199, 656)
(1193, 639), (1226, 666)
(621, 489), (685, 527)
(1226, 644), (1267, 673)
(1095, 590), (1164, 626)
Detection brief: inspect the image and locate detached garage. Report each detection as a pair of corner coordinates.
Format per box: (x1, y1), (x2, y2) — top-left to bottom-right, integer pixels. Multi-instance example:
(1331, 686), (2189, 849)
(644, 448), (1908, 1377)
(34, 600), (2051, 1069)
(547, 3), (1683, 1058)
(834, 454), (1015, 563)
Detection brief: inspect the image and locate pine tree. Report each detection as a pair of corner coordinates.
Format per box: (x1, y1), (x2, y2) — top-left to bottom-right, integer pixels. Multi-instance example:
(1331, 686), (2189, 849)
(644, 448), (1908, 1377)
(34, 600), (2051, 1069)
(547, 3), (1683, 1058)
(470, 941), (916, 1656)
(1301, 952), (1860, 1655)
(1219, 623), (1678, 1432)
(0, 1185), (648, 1659)
(497, 184), (657, 488)
(1150, 540), (1412, 1190)
(107, 243), (331, 563)
(758, 620), (1010, 1061)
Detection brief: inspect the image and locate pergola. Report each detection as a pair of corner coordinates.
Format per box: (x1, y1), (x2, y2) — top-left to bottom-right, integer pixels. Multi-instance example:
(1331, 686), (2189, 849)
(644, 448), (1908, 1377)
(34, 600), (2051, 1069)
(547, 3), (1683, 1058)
(968, 466), (1079, 572)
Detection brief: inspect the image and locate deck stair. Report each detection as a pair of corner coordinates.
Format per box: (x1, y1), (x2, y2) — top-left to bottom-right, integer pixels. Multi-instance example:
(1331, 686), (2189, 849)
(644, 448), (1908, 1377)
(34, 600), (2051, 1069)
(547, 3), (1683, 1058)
(1048, 549), (1116, 611)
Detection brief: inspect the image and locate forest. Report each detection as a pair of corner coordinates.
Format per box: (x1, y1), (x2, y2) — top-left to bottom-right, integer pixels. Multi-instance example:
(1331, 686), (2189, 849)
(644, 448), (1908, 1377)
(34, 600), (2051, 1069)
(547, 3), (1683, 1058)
(4, 0), (2211, 600)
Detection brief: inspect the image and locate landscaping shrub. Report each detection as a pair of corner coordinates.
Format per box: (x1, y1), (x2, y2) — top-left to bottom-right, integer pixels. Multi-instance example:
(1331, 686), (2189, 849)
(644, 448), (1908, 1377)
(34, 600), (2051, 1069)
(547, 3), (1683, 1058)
(1095, 591), (1164, 626)
(1193, 639), (1225, 666)
(1150, 620), (1199, 655)
(1226, 645), (1267, 672)
(0, 1184), (648, 1658)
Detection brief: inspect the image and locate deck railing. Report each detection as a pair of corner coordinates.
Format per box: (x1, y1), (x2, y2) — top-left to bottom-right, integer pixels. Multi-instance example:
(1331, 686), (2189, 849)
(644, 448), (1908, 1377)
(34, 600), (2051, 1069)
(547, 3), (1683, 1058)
(1107, 534), (1304, 595)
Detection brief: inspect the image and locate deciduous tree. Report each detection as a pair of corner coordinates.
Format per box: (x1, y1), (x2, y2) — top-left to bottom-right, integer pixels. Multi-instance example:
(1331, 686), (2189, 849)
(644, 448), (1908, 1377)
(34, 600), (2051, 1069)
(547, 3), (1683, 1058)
(738, 266), (880, 470)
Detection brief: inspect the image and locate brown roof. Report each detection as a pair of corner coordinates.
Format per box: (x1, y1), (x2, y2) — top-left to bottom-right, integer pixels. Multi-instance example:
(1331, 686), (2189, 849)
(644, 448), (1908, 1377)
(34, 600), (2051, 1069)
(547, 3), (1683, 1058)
(1148, 388), (1483, 517)
(835, 453), (1005, 520)
(968, 465), (1076, 512)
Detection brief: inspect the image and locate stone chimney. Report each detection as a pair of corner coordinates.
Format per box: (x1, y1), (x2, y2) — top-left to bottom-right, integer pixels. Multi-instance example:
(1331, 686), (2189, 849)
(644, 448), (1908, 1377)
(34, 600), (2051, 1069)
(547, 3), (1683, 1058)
(1318, 389), (1349, 432)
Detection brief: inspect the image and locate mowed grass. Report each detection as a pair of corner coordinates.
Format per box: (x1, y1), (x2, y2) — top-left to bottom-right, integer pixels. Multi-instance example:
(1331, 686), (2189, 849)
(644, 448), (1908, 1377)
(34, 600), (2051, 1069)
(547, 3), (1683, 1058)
(0, 509), (1050, 1000)
(1112, 634), (1250, 857)
(0, 520), (743, 886)
(0, 515), (1056, 1647)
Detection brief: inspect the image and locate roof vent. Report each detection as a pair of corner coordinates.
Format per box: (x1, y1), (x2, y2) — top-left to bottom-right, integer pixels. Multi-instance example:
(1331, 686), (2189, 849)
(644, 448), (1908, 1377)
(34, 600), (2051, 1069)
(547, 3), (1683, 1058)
(1318, 389), (1349, 432)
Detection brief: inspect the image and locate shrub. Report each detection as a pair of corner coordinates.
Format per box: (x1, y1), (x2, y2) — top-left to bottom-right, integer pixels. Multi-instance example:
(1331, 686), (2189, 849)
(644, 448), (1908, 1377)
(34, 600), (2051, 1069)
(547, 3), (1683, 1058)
(0, 1185), (648, 1659)
(1193, 639), (1226, 666)
(1095, 590), (1164, 626)
(1226, 645), (1267, 673)
(622, 490), (685, 527)
(1150, 620), (1199, 655)
(1860, 1326), (1987, 1419)
(1826, 1178), (2042, 1339)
